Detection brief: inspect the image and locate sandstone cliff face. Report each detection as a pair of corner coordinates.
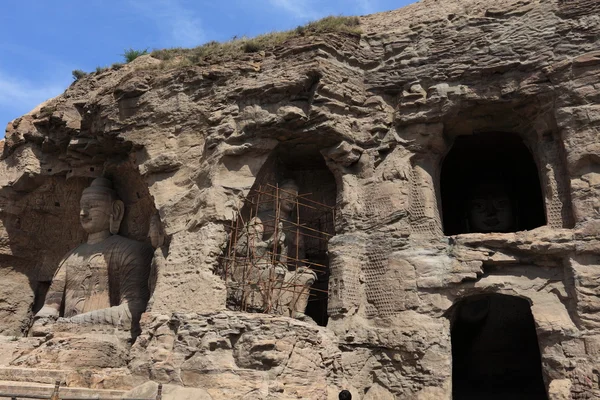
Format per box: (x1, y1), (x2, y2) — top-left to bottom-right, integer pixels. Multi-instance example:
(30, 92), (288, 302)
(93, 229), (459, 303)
(1, 0), (600, 398)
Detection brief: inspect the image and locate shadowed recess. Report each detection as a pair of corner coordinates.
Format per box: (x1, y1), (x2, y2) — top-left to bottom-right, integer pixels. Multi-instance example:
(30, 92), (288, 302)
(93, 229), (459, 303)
(441, 132), (546, 235)
(451, 294), (548, 400)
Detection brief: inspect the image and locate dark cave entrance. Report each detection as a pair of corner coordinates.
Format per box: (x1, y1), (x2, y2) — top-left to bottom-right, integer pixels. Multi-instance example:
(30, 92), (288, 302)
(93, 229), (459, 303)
(441, 132), (546, 235)
(451, 294), (548, 400)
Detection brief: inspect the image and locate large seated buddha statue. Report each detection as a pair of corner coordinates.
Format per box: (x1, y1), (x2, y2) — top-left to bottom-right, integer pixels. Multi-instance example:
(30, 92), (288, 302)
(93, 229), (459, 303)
(34, 177), (154, 334)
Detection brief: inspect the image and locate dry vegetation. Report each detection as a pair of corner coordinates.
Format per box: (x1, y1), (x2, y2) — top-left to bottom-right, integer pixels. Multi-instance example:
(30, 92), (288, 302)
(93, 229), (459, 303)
(78, 16), (361, 77)
(149, 15), (361, 65)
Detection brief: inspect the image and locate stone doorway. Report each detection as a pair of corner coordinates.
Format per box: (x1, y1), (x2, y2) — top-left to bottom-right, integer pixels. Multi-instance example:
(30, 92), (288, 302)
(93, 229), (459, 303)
(451, 294), (548, 400)
(440, 132), (546, 235)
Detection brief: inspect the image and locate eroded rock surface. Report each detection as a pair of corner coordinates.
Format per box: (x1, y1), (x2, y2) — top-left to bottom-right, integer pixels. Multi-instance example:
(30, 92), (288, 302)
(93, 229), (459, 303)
(130, 312), (342, 399)
(0, 0), (599, 398)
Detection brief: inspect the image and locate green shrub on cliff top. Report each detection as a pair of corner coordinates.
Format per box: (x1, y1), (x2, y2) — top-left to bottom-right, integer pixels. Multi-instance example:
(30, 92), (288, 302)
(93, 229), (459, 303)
(122, 48), (149, 63)
(71, 69), (87, 81)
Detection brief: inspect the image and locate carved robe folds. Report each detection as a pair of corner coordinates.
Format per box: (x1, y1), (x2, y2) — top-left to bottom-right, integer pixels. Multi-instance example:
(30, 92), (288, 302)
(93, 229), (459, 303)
(34, 177), (154, 335)
(38, 235), (153, 330)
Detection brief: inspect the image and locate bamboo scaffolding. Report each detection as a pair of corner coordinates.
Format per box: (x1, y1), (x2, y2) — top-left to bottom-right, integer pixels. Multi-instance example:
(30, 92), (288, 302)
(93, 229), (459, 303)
(222, 184), (333, 315)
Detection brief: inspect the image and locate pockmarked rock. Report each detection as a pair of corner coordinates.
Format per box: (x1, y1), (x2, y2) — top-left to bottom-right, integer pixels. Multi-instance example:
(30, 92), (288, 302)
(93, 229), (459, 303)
(0, 0), (599, 398)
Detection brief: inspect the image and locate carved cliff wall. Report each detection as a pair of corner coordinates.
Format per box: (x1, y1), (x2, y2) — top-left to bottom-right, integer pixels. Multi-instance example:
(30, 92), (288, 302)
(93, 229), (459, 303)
(0, 0), (599, 398)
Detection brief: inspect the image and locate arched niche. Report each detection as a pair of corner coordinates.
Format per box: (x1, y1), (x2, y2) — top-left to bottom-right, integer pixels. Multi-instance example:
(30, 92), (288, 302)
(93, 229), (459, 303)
(440, 132), (546, 235)
(0, 173), (90, 335)
(230, 143), (337, 326)
(0, 157), (160, 336)
(450, 294), (548, 400)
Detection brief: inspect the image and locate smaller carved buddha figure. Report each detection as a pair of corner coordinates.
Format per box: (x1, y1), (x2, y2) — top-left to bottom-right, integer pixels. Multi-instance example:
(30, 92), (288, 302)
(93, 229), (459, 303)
(232, 179), (317, 319)
(232, 217), (286, 310)
(34, 177), (154, 334)
(267, 180), (318, 318)
(466, 182), (516, 233)
(235, 217), (284, 261)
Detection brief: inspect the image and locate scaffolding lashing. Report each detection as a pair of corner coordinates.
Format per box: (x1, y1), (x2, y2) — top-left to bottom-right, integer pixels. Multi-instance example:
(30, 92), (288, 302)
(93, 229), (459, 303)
(221, 184), (335, 317)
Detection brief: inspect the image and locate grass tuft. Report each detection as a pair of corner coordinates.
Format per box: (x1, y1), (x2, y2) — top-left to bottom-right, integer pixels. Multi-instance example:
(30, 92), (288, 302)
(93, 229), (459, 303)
(39, 106), (56, 118)
(122, 48), (149, 63)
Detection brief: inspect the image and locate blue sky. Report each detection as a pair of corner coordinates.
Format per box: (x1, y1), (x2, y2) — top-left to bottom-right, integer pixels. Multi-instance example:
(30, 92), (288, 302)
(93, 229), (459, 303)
(0, 0), (414, 132)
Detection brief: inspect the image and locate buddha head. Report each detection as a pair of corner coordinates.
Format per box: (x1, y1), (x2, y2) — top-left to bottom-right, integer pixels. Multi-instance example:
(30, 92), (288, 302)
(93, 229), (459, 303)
(279, 180), (299, 214)
(246, 217), (265, 240)
(466, 182), (516, 233)
(79, 177), (124, 235)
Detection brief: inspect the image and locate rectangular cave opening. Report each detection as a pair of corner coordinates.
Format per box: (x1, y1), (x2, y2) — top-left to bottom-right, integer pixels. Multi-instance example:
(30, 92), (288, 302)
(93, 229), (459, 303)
(451, 294), (548, 400)
(441, 132), (546, 235)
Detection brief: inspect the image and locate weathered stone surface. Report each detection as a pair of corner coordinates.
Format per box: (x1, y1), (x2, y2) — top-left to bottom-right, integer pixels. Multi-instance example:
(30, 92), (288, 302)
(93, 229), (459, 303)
(130, 312), (341, 399)
(1, 325), (136, 390)
(0, 381), (128, 400)
(124, 381), (212, 400)
(0, 269), (34, 336)
(0, 0), (599, 398)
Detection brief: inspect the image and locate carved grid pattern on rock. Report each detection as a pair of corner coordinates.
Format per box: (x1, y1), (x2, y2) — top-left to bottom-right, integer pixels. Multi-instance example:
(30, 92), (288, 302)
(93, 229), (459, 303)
(408, 167), (443, 237)
(541, 142), (574, 229)
(430, 169), (444, 236)
(363, 238), (393, 317)
(548, 170), (567, 229)
(362, 188), (396, 228)
(327, 260), (343, 315)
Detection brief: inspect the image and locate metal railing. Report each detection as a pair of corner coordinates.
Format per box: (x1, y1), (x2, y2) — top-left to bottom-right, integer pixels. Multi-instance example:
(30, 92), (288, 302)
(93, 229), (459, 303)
(0, 381), (163, 400)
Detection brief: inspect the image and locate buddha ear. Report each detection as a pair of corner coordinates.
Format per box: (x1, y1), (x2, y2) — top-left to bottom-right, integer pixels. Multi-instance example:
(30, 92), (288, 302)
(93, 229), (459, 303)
(109, 199), (125, 235)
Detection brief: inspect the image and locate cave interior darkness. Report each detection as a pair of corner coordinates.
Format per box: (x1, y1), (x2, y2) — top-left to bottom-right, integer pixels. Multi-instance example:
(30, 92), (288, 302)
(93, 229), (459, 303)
(451, 294), (548, 400)
(441, 132), (546, 235)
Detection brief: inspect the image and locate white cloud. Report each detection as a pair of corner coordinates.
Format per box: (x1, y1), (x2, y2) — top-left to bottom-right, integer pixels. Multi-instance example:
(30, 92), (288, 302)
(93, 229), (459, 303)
(267, 0), (378, 21)
(0, 69), (68, 116)
(128, 0), (205, 47)
(354, 0), (377, 14)
(268, 0), (320, 20)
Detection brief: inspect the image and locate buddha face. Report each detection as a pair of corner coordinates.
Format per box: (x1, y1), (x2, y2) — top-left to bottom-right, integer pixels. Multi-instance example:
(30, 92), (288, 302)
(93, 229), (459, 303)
(279, 184), (299, 214)
(247, 217), (264, 240)
(79, 192), (113, 234)
(467, 183), (514, 233)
